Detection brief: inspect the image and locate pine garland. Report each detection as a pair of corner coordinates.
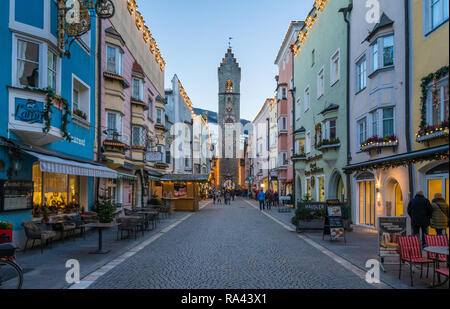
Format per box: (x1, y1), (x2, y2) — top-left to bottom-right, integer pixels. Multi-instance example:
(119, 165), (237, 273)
(42, 88), (72, 142)
(420, 66), (449, 130)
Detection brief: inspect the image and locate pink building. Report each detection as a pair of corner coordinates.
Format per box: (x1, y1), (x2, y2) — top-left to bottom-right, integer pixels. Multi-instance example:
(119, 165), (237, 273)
(96, 1), (165, 209)
(274, 21), (303, 196)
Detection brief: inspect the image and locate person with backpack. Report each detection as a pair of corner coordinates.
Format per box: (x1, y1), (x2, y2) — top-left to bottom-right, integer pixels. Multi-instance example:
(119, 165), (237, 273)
(407, 191), (433, 247)
(431, 193), (449, 236)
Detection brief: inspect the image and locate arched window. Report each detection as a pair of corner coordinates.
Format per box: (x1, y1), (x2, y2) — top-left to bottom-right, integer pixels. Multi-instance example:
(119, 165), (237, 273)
(225, 79), (233, 93)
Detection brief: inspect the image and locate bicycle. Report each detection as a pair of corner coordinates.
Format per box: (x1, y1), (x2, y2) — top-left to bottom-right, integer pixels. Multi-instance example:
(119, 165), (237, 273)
(0, 243), (23, 289)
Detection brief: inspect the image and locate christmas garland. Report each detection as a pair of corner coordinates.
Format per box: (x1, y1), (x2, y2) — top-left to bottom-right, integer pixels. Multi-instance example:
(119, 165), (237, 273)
(420, 66), (449, 130)
(42, 88), (72, 142)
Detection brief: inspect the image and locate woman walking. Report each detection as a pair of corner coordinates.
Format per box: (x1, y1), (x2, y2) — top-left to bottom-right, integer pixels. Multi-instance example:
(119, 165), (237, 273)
(431, 193), (449, 235)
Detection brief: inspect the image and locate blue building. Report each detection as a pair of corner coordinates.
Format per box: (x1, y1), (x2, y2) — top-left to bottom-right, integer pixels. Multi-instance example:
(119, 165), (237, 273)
(0, 0), (116, 243)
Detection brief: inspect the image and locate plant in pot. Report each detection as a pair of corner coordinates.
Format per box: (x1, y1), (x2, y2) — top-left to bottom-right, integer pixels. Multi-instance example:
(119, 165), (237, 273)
(341, 205), (353, 231)
(42, 207), (50, 223)
(0, 221), (13, 244)
(92, 194), (117, 223)
(292, 207), (326, 232)
(148, 194), (162, 206)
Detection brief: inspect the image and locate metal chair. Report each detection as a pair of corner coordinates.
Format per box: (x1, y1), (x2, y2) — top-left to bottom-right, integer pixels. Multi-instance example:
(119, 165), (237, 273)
(398, 236), (433, 286)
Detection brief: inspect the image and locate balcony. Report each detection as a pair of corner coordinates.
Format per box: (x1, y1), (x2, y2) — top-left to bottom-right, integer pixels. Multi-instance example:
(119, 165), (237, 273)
(360, 136), (398, 153)
(316, 138), (341, 151)
(291, 153), (306, 161)
(130, 98), (148, 110)
(416, 122), (449, 144)
(103, 130), (130, 152)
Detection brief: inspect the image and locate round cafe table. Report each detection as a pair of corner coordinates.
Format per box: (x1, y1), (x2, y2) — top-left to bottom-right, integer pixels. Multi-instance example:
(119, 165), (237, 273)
(424, 246), (449, 288)
(85, 222), (117, 254)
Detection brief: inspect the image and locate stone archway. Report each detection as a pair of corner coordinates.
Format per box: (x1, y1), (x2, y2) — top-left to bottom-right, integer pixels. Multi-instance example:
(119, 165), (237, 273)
(328, 170), (345, 202)
(383, 177), (404, 217)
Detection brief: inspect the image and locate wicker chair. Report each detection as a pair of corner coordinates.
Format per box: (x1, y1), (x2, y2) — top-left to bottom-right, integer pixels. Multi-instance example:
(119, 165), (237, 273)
(117, 218), (138, 240)
(21, 221), (56, 253)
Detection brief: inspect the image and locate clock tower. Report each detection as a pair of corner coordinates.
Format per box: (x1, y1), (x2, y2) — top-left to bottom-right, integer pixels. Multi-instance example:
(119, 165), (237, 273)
(217, 48), (241, 189)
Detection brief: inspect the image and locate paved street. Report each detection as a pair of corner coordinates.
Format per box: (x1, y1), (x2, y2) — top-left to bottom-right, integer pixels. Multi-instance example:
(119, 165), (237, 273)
(89, 199), (375, 289)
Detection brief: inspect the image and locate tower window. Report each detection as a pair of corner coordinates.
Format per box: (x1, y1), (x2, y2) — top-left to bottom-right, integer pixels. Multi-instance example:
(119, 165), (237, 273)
(225, 79), (234, 93)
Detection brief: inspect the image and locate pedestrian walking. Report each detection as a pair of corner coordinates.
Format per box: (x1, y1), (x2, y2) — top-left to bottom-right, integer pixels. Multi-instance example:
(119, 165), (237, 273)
(265, 190), (271, 210)
(407, 191), (433, 247)
(225, 190), (231, 205)
(217, 191), (222, 204)
(430, 193), (449, 236)
(213, 189), (217, 204)
(273, 191), (279, 207)
(257, 190), (266, 210)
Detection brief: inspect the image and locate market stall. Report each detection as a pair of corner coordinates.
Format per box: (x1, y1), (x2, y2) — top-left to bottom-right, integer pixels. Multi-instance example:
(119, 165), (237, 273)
(160, 174), (209, 212)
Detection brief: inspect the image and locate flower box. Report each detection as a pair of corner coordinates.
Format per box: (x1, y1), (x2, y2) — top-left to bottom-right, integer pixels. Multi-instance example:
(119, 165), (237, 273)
(416, 126), (449, 143)
(360, 135), (398, 152)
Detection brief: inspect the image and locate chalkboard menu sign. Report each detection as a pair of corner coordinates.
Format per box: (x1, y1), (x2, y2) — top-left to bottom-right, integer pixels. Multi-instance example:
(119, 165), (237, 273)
(0, 180), (34, 212)
(323, 203), (346, 243)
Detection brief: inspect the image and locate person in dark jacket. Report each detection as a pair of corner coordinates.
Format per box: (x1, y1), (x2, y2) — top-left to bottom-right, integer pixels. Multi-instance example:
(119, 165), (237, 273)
(431, 193), (449, 236)
(407, 191), (433, 246)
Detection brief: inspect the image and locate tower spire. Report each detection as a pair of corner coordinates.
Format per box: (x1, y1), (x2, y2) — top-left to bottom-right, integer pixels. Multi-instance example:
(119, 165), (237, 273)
(228, 37), (233, 49)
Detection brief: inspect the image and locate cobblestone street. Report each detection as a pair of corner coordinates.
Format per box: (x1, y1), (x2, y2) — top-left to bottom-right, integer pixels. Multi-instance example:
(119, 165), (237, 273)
(88, 199), (376, 289)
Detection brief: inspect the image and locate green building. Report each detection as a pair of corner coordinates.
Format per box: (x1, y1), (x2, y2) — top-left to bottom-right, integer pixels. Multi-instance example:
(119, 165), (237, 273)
(292, 0), (351, 205)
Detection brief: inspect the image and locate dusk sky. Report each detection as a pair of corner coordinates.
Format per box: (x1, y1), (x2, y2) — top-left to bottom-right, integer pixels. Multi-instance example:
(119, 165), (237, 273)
(136, 0), (313, 121)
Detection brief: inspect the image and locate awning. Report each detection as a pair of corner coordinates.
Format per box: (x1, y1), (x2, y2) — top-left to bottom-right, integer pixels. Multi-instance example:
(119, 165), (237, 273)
(343, 145), (449, 173)
(117, 172), (137, 181)
(160, 174), (209, 183)
(145, 169), (163, 181)
(24, 151), (117, 179)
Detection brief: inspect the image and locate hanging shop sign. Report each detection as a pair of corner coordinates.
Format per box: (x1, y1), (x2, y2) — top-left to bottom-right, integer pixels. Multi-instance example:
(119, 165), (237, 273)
(15, 99), (44, 124)
(58, 0), (115, 54)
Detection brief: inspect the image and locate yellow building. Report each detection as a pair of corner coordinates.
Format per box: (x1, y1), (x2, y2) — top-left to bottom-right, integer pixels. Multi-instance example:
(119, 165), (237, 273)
(410, 0), (449, 232)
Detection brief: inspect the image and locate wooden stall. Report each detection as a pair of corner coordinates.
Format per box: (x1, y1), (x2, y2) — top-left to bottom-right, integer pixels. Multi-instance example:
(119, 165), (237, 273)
(160, 174), (209, 212)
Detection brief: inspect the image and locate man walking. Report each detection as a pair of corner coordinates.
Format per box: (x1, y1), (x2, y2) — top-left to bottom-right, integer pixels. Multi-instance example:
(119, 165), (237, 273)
(407, 191), (433, 247)
(257, 190), (266, 210)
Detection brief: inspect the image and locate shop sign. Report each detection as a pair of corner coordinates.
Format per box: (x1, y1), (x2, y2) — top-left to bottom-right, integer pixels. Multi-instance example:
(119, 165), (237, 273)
(174, 184), (187, 198)
(146, 151), (162, 162)
(378, 216), (407, 258)
(15, 99), (44, 124)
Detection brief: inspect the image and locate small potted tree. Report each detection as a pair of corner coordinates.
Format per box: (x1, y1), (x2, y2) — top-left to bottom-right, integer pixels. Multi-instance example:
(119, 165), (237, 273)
(93, 194), (117, 223)
(292, 207), (326, 232)
(0, 221), (13, 244)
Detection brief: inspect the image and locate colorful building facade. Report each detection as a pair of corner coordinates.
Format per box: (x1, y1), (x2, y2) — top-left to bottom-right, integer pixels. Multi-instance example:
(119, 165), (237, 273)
(275, 21), (303, 196)
(293, 0), (350, 205)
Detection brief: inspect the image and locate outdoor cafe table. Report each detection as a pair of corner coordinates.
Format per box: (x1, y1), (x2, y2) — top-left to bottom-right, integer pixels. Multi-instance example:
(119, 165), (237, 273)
(424, 246), (449, 288)
(85, 222), (118, 254)
(137, 210), (159, 230)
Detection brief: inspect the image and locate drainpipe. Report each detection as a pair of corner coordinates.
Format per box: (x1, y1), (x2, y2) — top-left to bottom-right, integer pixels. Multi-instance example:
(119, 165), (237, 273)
(289, 45), (296, 207)
(339, 2), (353, 209)
(95, 16), (103, 205)
(405, 0), (414, 202)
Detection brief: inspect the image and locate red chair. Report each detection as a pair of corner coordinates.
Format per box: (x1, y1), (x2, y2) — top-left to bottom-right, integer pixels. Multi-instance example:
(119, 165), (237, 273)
(425, 235), (448, 261)
(398, 236), (433, 286)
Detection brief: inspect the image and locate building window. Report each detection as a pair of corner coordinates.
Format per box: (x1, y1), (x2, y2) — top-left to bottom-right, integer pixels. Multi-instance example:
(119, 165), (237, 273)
(358, 180), (375, 227)
(370, 110), (378, 137)
(317, 68), (325, 98)
(47, 50), (57, 91)
(106, 111), (123, 141)
(72, 76), (90, 122)
(318, 176), (325, 202)
(282, 87), (287, 99)
(279, 116), (287, 131)
(356, 57), (367, 92)
(16, 39), (40, 88)
(427, 77), (449, 125)
(156, 108), (164, 125)
(295, 138), (305, 155)
(132, 78), (144, 101)
(148, 97), (153, 120)
(323, 119), (337, 141)
(383, 35), (394, 67)
(296, 98), (301, 119)
(106, 44), (122, 76)
(372, 42), (379, 72)
(382, 108), (394, 136)
(166, 148), (171, 164)
(304, 86), (310, 111)
(358, 118), (367, 145)
(330, 50), (340, 85)
(305, 131), (311, 154)
(132, 126), (146, 147)
(306, 177), (312, 201)
(430, 0), (449, 31)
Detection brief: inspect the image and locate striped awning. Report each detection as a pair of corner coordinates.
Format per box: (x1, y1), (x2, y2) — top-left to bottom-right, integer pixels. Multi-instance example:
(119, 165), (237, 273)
(25, 151), (117, 179)
(117, 172), (137, 181)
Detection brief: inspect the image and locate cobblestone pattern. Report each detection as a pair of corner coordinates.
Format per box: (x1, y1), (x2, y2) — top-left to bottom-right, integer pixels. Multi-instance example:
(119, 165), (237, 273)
(89, 199), (375, 289)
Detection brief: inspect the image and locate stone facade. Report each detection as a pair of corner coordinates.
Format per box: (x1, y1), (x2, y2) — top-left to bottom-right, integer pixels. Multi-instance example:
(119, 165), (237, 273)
(218, 48), (241, 189)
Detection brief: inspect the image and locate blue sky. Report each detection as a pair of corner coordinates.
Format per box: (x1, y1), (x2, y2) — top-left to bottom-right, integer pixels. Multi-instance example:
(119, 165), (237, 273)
(136, 0), (313, 121)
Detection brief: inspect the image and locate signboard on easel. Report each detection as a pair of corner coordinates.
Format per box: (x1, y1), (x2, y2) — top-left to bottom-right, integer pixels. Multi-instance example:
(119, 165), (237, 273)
(378, 216), (407, 270)
(323, 200), (346, 243)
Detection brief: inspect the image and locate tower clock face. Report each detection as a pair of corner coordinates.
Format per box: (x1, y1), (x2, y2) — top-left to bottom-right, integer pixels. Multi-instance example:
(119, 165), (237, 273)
(225, 104), (233, 114)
